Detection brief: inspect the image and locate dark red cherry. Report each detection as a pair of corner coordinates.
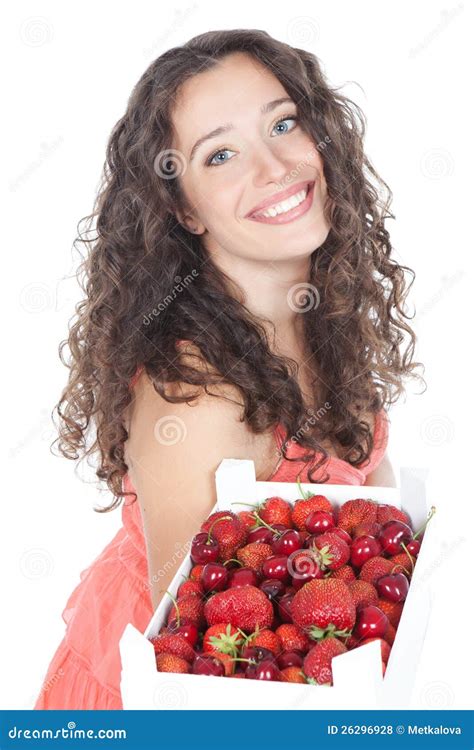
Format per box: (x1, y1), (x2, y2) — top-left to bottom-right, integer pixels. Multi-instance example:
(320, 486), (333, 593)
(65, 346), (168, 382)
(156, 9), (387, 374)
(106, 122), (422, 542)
(304, 511), (335, 535)
(376, 573), (409, 603)
(261, 555), (291, 583)
(227, 567), (260, 588)
(350, 535), (382, 567)
(272, 529), (302, 555)
(405, 539), (421, 556)
(260, 578), (286, 600)
(200, 562), (228, 592)
(246, 659), (281, 681)
(172, 622), (199, 648)
(190, 532), (219, 564)
(192, 654), (225, 676)
(331, 528), (352, 545)
(247, 527), (274, 544)
(277, 592), (295, 623)
(277, 650), (304, 669)
(353, 605), (389, 640)
(379, 521), (413, 555)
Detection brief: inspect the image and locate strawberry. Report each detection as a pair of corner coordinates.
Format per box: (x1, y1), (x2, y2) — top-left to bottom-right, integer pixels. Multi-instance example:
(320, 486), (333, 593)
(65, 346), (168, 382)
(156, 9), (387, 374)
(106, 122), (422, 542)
(212, 651), (235, 676)
(303, 638), (347, 685)
(204, 585), (273, 632)
(337, 498), (378, 534)
(275, 624), (311, 654)
(203, 623), (244, 657)
(377, 598), (403, 627)
(200, 511), (248, 562)
(177, 579), (203, 598)
(291, 495), (333, 531)
(156, 653), (190, 673)
(167, 593), (205, 629)
(259, 496), (293, 527)
(347, 580), (378, 609)
(281, 666), (306, 683)
(311, 532), (350, 571)
(244, 626), (282, 655)
(150, 633), (195, 663)
(353, 521), (382, 538)
(237, 542), (273, 573)
(376, 504), (411, 526)
(189, 564), (204, 581)
(291, 578), (356, 639)
(384, 622), (397, 646)
(238, 510), (258, 530)
(359, 556), (394, 585)
(389, 552), (416, 578)
(331, 564), (356, 582)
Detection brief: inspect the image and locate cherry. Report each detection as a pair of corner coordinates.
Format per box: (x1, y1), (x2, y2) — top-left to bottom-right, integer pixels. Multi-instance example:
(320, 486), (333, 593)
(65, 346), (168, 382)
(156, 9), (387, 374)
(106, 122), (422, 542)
(331, 528), (352, 545)
(192, 654), (225, 676)
(272, 523), (291, 535)
(240, 645), (276, 663)
(287, 548), (325, 589)
(190, 532), (219, 564)
(376, 573), (409, 603)
(405, 539), (421, 556)
(277, 650), (304, 669)
(228, 567), (260, 588)
(305, 511), (335, 535)
(272, 529), (302, 556)
(172, 622), (199, 648)
(200, 562), (228, 593)
(379, 521), (413, 556)
(260, 578), (286, 601)
(350, 535), (382, 567)
(353, 605), (389, 640)
(247, 527), (274, 544)
(277, 591), (295, 623)
(261, 555), (291, 583)
(246, 659), (281, 681)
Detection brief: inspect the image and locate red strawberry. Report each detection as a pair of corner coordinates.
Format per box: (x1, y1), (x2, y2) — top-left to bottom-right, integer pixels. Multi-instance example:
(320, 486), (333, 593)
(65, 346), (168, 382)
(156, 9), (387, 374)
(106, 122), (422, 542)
(245, 627), (282, 655)
(389, 552), (416, 578)
(177, 579), (203, 598)
(238, 510), (258, 530)
(359, 556), (394, 585)
(303, 638), (347, 685)
(275, 624), (311, 654)
(347, 580), (378, 609)
(204, 585), (273, 632)
(291, 495), (333, 531)
(311, 532), (350, 571)
(203, 623), (244, 656)
(150, 633), (195, 663)
(237, 542), (273, 573)
(353, 521), (382, 538)
(200, 511), (248, 562)
(291, 578), (356, 639)
(281, 666), (306, 683)
(376, 504), (411, 526)
(189, 564), (204, 581)
(337, 498), (378, 534)
(167, 593), (205, 629)
(377, 598), (403, 627)
(156, 653), (190, 673)
(212, 651), (235, 676)
(259, 497), (292, 527)
(331, 564), (356, 582)
(384, 622), (397, 646)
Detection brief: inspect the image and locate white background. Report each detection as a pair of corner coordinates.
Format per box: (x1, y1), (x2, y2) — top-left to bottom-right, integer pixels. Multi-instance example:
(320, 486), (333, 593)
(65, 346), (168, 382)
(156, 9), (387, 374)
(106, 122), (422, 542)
(2, 0), (472, 710)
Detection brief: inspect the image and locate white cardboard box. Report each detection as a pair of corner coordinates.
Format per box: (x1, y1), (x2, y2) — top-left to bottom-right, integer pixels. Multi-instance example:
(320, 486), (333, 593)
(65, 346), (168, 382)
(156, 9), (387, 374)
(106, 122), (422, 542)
(119, 461), (433, 710)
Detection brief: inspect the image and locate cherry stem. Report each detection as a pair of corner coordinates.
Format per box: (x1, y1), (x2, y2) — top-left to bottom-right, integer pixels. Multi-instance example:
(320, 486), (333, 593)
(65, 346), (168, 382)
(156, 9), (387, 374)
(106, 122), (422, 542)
(162, 590), (180, 628)
(206, 514), (233, 544)
(223, 558), (242, 567)
(400, 541), (415, 569)
(413, 505), (437, 540)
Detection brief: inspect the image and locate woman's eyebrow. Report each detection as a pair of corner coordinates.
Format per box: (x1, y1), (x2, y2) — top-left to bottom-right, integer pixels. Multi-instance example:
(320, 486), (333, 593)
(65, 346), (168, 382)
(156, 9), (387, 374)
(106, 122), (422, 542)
(189, 96), (294, 162)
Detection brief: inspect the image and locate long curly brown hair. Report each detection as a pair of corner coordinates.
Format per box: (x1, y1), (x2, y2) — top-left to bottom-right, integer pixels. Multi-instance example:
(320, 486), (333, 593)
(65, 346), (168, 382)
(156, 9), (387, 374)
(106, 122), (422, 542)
(53, 28), (425, 512)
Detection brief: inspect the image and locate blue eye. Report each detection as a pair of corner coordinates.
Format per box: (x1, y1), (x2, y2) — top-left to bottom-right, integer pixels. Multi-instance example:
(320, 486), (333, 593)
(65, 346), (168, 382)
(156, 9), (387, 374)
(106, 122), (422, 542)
(205, 114), (299, 167)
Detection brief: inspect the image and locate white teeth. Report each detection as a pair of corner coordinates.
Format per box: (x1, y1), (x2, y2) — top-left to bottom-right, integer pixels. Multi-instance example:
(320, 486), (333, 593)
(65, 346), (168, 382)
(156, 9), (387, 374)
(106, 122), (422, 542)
(254, 186), (309, 218)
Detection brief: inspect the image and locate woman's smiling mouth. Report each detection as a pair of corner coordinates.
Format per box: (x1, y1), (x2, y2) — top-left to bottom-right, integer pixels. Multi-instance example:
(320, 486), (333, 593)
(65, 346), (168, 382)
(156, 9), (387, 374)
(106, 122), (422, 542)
(246, 180), (315, 225)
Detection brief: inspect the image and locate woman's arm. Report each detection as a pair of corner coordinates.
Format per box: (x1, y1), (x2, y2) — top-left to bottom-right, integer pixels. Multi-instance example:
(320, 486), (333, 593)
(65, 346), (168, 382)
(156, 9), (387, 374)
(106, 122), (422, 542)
(364, 452), (398, 488)
(125, 374), (261, 612)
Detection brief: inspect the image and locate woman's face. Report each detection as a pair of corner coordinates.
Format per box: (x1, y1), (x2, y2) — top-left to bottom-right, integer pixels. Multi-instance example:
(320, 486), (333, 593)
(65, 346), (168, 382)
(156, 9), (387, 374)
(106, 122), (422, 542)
(170, 51), (331, 263)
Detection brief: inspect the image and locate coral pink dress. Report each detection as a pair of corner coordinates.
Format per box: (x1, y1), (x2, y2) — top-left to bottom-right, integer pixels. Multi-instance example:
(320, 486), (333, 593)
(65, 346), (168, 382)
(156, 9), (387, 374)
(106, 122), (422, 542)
(34, 359), (390, 710)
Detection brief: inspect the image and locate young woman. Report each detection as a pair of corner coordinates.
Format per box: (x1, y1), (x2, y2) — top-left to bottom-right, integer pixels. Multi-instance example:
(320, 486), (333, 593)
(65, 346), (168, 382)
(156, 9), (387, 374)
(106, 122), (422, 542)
(34, 29), (424, 709)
